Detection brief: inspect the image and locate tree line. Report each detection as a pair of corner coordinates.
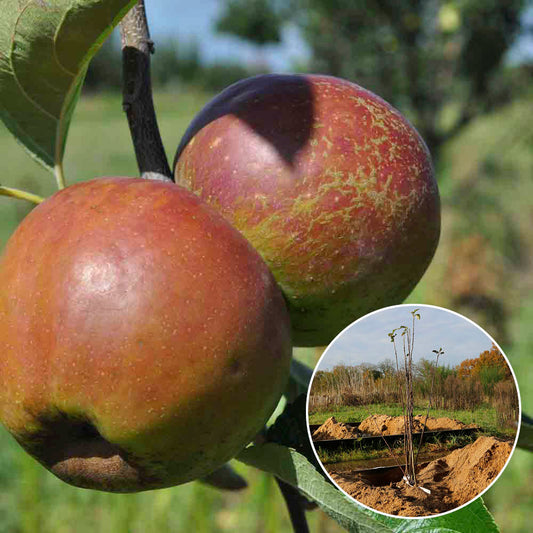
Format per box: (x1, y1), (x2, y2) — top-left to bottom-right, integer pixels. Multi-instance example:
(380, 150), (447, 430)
(310, 344), (518, 427)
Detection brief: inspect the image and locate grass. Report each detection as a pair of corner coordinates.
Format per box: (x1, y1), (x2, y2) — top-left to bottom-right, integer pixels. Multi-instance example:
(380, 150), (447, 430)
(0, 426), (340, 533)
(318, 443), (403, 465)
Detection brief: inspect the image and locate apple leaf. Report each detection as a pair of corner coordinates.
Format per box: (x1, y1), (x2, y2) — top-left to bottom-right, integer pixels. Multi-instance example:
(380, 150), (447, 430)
(238, 441), (499, 533)
(266, 394), (317, 461)
(244, 395), (391, 531)
(236, 443), (392, 533)
(0, 0), (136, 186)
(290, 358), (313, 387)
(366, 498), (498, 532)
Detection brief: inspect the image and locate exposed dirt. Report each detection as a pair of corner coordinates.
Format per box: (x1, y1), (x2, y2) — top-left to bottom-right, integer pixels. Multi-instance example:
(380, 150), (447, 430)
(312, 417), (360, 440)
(329, 436), (513, 517)
(358, 414), (480, 436)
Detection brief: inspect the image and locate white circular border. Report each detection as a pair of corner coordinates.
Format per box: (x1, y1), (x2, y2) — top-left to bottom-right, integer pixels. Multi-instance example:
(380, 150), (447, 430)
(305, 303), (522, 520)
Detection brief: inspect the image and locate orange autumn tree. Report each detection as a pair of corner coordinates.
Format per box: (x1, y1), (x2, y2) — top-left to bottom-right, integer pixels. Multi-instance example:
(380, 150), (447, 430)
(457, 343), (511, 379)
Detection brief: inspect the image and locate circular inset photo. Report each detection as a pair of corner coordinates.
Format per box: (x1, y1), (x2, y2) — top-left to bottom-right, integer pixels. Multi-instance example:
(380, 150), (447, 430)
(306, 304), (521, 518)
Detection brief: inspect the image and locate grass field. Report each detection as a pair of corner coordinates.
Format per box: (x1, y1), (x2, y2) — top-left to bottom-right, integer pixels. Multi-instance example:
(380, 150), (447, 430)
(1, 90), (532, 531)
(0, 428), (345, 533)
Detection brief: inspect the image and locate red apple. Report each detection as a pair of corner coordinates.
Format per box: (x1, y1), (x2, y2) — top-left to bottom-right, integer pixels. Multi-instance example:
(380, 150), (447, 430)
(174, 74), (440, 346)
(0, 177), (291, 492)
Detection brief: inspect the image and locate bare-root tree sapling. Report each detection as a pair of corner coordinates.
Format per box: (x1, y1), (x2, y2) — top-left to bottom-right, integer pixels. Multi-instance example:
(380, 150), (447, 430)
(389, 310), (421, 488)
(387, 310), (447, 493)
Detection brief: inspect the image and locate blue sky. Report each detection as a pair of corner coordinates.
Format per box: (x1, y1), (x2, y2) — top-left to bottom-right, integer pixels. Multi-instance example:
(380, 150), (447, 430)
(144, 0), (310, 72)
(317, 305), (499, 371)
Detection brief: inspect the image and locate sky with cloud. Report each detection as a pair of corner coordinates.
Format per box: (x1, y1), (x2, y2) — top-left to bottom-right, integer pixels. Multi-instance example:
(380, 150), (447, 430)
(316, 305), (499, 371)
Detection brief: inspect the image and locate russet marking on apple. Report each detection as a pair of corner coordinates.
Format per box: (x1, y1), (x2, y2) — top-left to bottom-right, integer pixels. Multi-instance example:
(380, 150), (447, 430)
(174, 74), (440, 346)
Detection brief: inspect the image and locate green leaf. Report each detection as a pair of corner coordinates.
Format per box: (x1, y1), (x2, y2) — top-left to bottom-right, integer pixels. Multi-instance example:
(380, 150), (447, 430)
(238, 442), (499, 532)
(290, 358), (313, 388)
(365, 498), (498, 532)
(0, 0), (136, 185)
(236, 443), (392, 533)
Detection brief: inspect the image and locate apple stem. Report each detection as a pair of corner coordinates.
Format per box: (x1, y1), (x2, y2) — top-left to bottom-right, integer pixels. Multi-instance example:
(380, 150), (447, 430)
(119, 1), (172, 182)
(0, 186), (45, 205)
(54, 161), (66, 190)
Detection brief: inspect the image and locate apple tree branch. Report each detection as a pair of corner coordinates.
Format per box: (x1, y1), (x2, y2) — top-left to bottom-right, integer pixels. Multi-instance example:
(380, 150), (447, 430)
(119, 0), (172, 181)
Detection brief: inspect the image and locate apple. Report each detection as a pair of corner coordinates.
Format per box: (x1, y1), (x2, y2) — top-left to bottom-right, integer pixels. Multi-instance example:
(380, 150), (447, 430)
(174, 74), (440, 346)
(0, 177), (292, 492)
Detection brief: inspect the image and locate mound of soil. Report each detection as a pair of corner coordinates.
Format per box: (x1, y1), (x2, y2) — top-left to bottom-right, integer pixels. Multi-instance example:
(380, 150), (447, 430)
(329, 435), (512, 517)
(358, 414), (479, 436)
(312, 417), (360, 441)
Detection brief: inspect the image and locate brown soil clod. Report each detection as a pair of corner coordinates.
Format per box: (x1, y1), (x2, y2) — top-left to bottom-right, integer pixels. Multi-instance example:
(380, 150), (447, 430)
(312, 417), (360, 441)
(357, 414), (480, 436)
(329, 435), (513, 517)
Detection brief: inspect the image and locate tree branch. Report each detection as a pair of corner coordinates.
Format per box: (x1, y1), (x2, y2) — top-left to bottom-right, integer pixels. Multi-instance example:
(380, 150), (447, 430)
(119, 1), (172, 181)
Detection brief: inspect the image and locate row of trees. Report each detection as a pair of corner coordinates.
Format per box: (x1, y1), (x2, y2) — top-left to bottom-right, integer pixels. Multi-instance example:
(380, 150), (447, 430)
(313, 343), (512, 392)
(457, 343), (512, 379)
